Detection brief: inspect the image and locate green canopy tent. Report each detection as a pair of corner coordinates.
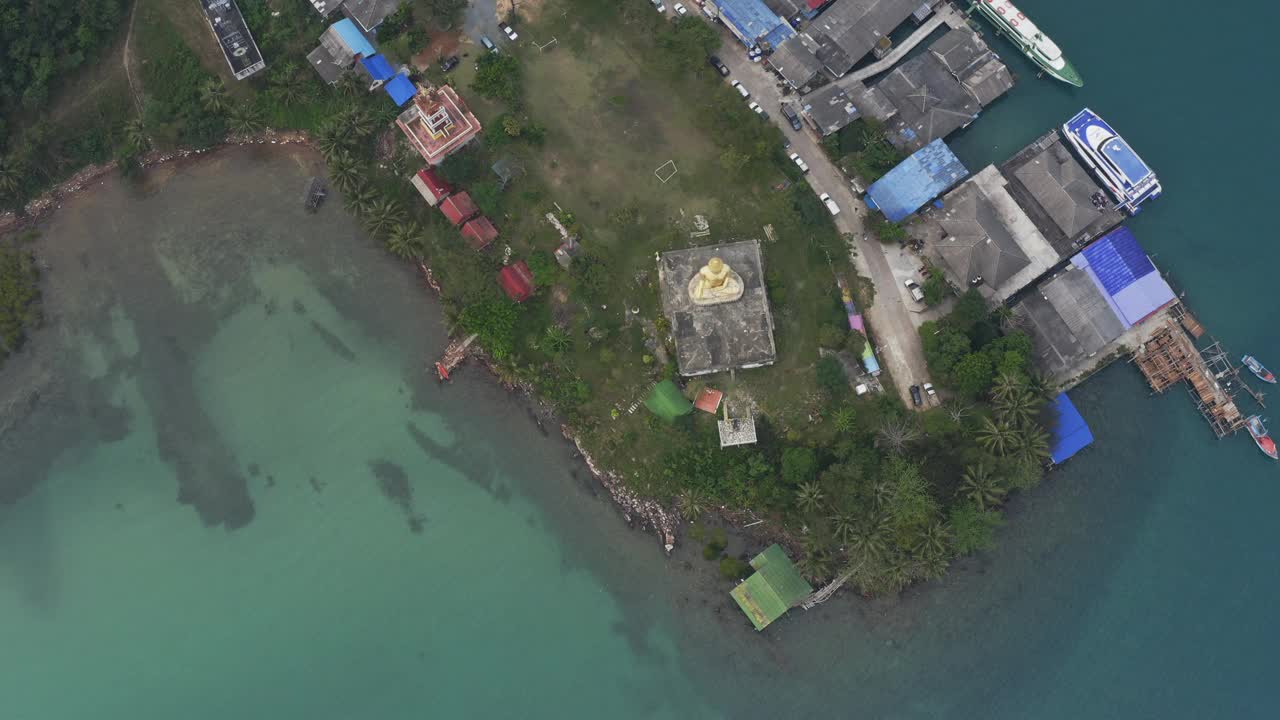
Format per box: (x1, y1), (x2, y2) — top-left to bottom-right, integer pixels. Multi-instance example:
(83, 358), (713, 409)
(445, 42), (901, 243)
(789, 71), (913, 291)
(644, 380), (693, 423)
(730, 544), (812, 631)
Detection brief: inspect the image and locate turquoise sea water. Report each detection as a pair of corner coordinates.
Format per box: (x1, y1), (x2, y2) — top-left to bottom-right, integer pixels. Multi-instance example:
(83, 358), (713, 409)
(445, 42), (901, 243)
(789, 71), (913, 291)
(3, 1), (1280, 716)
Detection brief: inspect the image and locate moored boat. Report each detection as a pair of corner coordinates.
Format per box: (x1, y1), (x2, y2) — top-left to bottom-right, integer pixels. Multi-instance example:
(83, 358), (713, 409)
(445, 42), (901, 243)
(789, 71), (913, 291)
(1242, 355), (1276, 384)
(1062, 109), (1162, 215)
(969, 0), (1083, 87)
(1247, 416), (1278, 460)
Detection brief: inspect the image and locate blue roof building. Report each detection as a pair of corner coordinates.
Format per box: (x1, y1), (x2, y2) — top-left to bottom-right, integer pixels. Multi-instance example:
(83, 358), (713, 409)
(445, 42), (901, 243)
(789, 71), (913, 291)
(711, 0), (795, 48)
(360, 53), (395, 81)
(384, 73), (417, 107)
(331, 18), (376, 59)
(865, 139), (969, 222)
(1072, 226), (1176, 329)
(1049, 392), (1093, 464)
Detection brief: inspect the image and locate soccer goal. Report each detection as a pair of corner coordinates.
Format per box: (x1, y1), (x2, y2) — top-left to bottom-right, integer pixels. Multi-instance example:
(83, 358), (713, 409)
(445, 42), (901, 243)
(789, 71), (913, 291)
(654, 160), (678, 184)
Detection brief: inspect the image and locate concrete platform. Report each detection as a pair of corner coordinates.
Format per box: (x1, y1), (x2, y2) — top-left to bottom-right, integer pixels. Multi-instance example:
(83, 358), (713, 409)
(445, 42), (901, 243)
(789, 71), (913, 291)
(658, 240), (777, 377)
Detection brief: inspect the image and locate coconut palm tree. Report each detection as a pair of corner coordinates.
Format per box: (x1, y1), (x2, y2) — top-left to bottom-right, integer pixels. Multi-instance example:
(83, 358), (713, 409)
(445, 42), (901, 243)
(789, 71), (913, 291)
(1014, 426), (1052, 465)
(200, 78), (228, 113)
(876, 416), (920, 454)
(335, 71), (363, 98)
(227, 104), (263, 134)
(326, 151), (361, 192)
(0, 157), (22, 198)
(315, 121), (350, 160)
(990, 371), (1023, 404)
(796, 481), (824, 514)
(543, 325), (572, 355)
(976, 416), (1017, 456)
(831, 407), (856, 433)
(995, 388), (1037, 428)
(848, 515), (890, 561)
(385, 222), (425, 259)
(364, 198), (405, 236)
(917, 551), (949, 581)
(342, 107), (376, 138)
(677, 489), (707, 521)
(123, 117), (149, 152)
(830, 511), (857, 545)
(871, 479), (893, 510)
(883, 552), (916, 593)
(913, 520), (950, 558)
(343, 183), (376, 216)
(960, 463), (1006, 511)
(799, 538), (834, 583)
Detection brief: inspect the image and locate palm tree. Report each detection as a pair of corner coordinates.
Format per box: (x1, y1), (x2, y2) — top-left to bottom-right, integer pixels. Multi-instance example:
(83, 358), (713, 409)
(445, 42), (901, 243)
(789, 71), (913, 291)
(677, 489), (707, 521)
(883, 552), (916, 593)
(326, 151), (361, 192)
(976, 416), (1017, 456)
(123, 117), (148, 152)
(960, 463), (1006, 511)
(830, 511), (857, 544)
(799, 538), (834, 583)
(200, 78), (228, 113)
(543, 325), (572, 354)
(0, 157), (22, 198)
(343, 184), (377, 216)
(315, 121), (350, 160)
(995, 388), (1037, 428)
(796, 481), (824, 514)
(385, 222), (425, 259)
(848, 515), (890, 561)
(913, 520), (950, 558)
(876, 416), (920, 454)
(871, 480), (893, 510)
(831, 407), (856, 433)
(227, 104), (263, 134)
(335, 71), (363, 98)
(1014, 426), (1052, 465)
(342, 107), (376, 138)
(275, 81), (305, 107)
(990, 371), (1023, 404)
(270, 62), (301, 89)
(917, 551), (949, 581)
(364, 198), (405, 236)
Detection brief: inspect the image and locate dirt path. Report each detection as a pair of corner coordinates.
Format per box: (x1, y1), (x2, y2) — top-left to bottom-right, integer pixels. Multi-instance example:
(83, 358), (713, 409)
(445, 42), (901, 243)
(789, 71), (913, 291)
(122, 0), (144, 116)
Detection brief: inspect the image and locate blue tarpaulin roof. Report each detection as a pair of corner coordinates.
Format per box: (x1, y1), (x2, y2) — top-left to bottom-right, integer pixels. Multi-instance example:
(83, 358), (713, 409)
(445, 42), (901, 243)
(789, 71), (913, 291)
(1072, 226), (1176, 328)
(331, 18), (376, 59)
(865, 139), (969, 222)
(384, 73), (416, 106)
(360, 54), (395, 81)
(1049, 392), (1093, 464)
(716, 0), (793, 47)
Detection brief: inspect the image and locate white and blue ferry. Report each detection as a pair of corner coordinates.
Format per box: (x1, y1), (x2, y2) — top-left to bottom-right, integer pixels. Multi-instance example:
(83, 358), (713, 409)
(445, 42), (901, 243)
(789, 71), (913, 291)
(1062, 108), (1162, 215)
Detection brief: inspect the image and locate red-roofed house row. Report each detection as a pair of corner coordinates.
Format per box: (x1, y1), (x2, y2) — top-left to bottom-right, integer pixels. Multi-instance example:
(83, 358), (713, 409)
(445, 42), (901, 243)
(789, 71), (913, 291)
(410, 168), (451, 206)
(438, 192), (478, 227)
(498, 260), (535, 302)
(461, 216), (499, 250)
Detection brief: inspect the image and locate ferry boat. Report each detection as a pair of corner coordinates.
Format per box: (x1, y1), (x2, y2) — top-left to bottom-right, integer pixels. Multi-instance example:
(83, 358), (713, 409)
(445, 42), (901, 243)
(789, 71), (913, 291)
(1062, 108), (1163, 215)
(968, 0), (1083, 87)
(1247, 416), (1278, 460)
(1243, 355), (1276, 384)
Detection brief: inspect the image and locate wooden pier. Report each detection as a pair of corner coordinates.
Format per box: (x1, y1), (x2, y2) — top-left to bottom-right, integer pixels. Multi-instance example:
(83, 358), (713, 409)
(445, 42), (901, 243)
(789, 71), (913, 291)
(1131, 313), (1260, 438)
(433, 334), (478, 380)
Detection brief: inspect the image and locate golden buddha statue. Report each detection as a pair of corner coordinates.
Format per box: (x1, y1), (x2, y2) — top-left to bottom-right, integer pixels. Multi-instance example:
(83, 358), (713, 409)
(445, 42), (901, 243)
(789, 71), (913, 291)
(689, 256), (744, 305)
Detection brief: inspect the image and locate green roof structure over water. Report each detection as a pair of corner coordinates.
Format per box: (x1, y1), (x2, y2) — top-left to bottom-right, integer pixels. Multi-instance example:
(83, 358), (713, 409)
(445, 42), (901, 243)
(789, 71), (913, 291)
(730, 544), (812, 631)
(644, 380), (693, 423)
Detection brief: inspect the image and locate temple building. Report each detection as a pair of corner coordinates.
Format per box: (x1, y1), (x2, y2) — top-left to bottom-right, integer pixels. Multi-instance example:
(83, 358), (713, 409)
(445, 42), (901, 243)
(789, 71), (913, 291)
(395, 84), (482, 165)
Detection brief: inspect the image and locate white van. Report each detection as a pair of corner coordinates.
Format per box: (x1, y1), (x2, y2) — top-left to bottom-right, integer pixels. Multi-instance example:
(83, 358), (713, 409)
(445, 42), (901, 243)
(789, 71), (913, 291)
(819, 192), (840, 216)
(730, 80), (750, 99)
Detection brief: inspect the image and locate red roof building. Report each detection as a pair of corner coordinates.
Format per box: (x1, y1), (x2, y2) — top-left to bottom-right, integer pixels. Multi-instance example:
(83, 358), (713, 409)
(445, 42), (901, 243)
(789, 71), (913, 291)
(461, 216), (499, 250)
(409, 168), (452, 206)
(498, 260), (535, 302)
(438, 192), (478, 227)
(395, 84), (482, 166)
(694, 387), (723, 414)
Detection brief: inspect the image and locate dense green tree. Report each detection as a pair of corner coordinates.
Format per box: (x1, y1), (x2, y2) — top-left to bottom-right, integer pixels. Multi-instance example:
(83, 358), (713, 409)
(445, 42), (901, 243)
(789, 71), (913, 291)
(949, 502), (1004, 554)
(953, 352), (994, 397)
(781, 447), (818, 487)
(459, 297), (519, 360)
(922, 268), (947, 305)
(472, 53), (522, 105)
(815, 355), (850, 399)
(883, 457), (937, 530)
(0, 241), (42, 359)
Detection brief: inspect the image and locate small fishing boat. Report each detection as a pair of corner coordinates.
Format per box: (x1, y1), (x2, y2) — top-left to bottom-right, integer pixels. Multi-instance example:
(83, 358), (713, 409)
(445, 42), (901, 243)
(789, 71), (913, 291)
(1242, 355), (1276, 384)
(1247, 416), (1278, 460)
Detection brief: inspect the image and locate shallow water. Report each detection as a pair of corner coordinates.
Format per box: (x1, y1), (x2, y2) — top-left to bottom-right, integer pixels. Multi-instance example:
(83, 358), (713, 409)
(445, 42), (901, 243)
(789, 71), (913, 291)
(4, 0), (1280, 716)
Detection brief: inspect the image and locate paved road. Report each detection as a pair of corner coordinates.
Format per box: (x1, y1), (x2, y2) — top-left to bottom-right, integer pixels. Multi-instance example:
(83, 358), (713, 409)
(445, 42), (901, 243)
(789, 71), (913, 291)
(711, 34), (932, 407)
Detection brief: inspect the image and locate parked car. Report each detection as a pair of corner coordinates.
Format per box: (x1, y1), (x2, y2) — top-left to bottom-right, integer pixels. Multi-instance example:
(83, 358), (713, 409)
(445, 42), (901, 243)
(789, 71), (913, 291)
(439, 55), (460, 73)
(499, 23), (518, 41)
(780, 103), (802, 131)
(480, 35), (498, 53)
(788, 152), (809, 173)
(923, 382), (937, 402)
(849, 177), (865, 194)
(652, 0), (665, 11)
(910, 384), (923, 407)
(702, 3), (716, 18)
(819, 192), (840, 216)
(708, 55), (730, 76)
(673, 2), (688, 15)
(904, 278), (925, 303)
(731, 80), (750, 99)
(747, 101), (765, 116)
